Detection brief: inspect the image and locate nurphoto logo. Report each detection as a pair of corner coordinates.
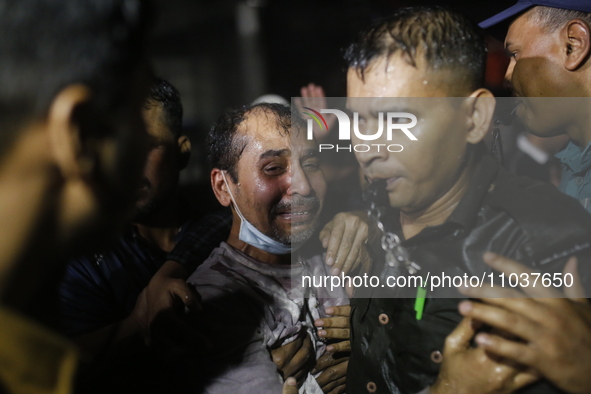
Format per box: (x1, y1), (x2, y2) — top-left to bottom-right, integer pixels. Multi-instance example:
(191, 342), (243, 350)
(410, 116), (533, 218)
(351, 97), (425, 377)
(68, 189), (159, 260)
(302, 107), (418, 153)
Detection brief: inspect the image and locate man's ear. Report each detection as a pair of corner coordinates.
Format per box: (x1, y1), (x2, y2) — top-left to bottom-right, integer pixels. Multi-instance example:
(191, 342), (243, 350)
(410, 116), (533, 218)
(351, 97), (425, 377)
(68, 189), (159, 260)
(465, 88), (496, 144)
(563, 19), (591, 71)
(46, 84), (96, 181)
(211, 168), (232, 207)
(177, 135), (191, 169)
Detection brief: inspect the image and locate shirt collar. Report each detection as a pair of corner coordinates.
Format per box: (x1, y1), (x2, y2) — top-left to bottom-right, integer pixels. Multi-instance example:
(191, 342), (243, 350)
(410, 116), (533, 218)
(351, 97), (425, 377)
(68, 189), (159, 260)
(556, 141), (591, 174)
(446, 154), (500, 230)
(385, 152), (500, 243)
(0, 307), (77, 394)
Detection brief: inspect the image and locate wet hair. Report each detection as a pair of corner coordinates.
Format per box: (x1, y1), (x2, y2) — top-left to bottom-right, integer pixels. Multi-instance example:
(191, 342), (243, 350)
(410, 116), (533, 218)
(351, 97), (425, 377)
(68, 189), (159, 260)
(144, 77), (183, 139)
(208, 103), (304, 182)
(0, 0), (150, 158)
(527, 6), (591, 33)
(344, 6), (486, 93)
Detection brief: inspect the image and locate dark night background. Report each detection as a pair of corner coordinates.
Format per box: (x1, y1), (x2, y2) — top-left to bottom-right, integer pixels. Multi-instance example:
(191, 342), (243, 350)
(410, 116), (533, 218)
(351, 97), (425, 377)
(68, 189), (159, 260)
(148, 0), (515, 187)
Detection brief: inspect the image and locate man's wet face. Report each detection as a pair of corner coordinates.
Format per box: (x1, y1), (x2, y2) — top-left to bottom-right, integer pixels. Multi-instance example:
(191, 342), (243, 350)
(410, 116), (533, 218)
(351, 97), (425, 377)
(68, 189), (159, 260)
(134, 101), (180, 221)
(229, 109), (326, 245)
(347, 55), (472, 214)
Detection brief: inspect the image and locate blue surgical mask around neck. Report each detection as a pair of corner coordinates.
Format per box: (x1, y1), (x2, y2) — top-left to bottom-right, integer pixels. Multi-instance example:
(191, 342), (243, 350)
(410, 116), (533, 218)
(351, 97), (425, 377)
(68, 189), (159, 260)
(222, 171), (292, 255)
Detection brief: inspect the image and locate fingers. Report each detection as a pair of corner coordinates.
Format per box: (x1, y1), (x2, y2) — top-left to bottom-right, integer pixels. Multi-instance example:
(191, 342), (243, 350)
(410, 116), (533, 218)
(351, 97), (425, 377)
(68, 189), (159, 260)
(324, 217), (346, 270)
(460, 284), (572, 327)
(483, 253), (563, 298)
(471, 332), (535, 367)
(324, 305), (351, 317)
(359, 246), (373, 274)
(282, 377), (298, 394)
(315, 316), (349, 329)
(312, 352), (348, 374)
(170, 281), (202, 312)
(513, 369), (541, 390)
(283, 336), (315, 378)
(319, 222), (333, 249)
(318, 328), (350, 340)
(315, 360), (349, 387)
(331, 228), (357, 275)
(459, 283), (526, 299)
(272, 335), (303, 369)
(327, 384), (346, 394)
(338, 228), (367, 275)
(320, 375), (347, 393)
(326, 340), (351, 353)
(458, 300), (540, 341)
(563, 257), (587, 301)
(323, 212), (369, 276)
(444, 317), (478, 352)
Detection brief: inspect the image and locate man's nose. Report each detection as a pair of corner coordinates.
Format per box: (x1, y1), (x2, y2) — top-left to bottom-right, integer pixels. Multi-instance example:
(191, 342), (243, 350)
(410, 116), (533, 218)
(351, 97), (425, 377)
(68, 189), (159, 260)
(287, 165), (311, 197)
(354, 143), (389, 170)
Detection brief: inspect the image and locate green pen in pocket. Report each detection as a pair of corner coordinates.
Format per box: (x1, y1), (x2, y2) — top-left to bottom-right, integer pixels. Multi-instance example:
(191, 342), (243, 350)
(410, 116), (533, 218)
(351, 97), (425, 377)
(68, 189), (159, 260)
(414, 279), (427, 320)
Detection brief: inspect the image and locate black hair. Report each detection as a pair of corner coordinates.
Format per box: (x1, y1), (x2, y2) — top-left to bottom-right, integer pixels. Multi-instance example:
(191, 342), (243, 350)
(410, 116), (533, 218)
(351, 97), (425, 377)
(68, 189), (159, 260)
(0, 0), (150, 157)
(344, 6), (486, 93)
(208, 103), (303, 182)
(144, 77), (183, 139)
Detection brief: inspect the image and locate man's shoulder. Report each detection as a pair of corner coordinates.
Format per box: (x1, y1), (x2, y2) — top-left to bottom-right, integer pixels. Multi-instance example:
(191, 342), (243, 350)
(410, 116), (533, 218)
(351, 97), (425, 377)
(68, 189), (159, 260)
(485, 169), (591, 262)
(187, 243), (264, 299)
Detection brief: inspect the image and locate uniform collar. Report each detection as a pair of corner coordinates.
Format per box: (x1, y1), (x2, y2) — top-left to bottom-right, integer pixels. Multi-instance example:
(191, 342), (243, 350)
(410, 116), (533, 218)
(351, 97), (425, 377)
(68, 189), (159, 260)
(556, 141), (591, 174)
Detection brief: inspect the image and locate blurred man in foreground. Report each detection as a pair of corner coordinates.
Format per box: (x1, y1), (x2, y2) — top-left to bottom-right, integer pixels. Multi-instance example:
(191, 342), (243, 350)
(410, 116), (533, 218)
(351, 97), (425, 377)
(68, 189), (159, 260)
(0, 0), (150, 392)
(57, 78), (231, 393)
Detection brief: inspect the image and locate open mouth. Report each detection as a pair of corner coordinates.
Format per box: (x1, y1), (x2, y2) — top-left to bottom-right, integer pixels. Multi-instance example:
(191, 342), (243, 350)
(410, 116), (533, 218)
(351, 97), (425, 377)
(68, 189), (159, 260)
(386, 176), (402, 191)
(276, 206), (319, 225)
(368, 175), (402, 191)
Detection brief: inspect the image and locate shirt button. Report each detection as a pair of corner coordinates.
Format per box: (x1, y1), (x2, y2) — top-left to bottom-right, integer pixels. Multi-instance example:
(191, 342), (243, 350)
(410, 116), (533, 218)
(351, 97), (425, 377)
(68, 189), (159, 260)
(378, 313), (389, 325)
(367, 381), (377, 392)
(430, 350), (443, 363)
(575, 176), (584, 186)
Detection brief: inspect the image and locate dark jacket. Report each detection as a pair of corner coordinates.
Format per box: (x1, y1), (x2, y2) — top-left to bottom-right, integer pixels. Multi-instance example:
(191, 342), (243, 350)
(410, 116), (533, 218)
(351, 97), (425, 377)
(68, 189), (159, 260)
(348, 154), (591, 394)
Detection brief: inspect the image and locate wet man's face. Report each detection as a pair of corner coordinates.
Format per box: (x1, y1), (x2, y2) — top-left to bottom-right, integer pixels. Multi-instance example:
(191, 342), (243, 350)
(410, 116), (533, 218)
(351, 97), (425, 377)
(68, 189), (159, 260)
(228, 110), (326, 245)
(347, 55), (475, 214)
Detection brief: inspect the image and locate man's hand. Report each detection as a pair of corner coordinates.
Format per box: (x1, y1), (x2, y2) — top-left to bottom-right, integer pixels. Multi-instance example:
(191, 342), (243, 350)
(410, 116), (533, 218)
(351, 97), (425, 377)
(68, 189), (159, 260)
(312, 305), (351, 394)
(320, 212), (371, 277)
(293, 83), (336, 141)
(458, 253), (591, 394)
(312, 350), (348, 394)
(314, 305), (351, 353)
(271, 334), (315, 387)
(129, 260), (207, 352)
(282, 377), (298, 394)
(430, 317), (539, 394)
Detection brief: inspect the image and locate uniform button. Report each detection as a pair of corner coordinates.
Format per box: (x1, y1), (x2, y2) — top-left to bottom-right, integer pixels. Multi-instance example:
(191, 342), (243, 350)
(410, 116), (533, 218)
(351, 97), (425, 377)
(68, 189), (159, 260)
(378, 313), (389, 324)
(367, 381), (377, 392)
(575, 176), (584, 186)
(430, 350), (443, 363)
